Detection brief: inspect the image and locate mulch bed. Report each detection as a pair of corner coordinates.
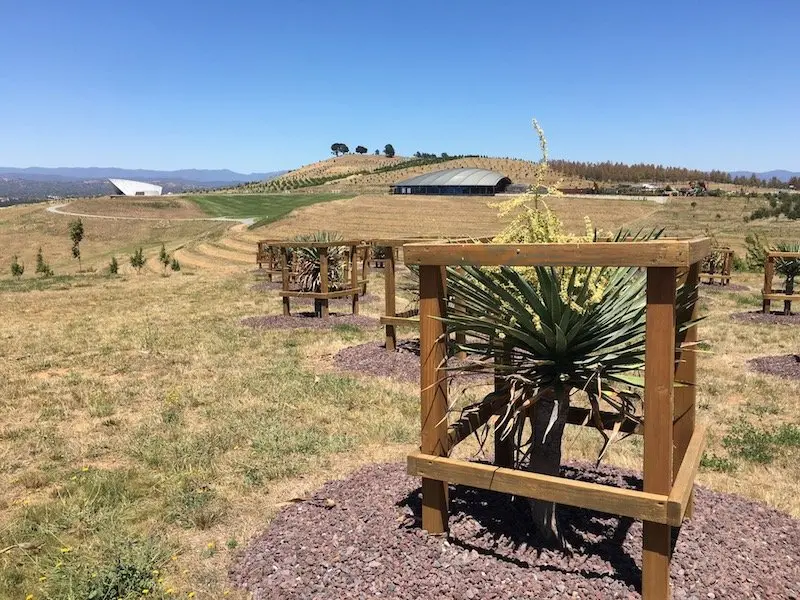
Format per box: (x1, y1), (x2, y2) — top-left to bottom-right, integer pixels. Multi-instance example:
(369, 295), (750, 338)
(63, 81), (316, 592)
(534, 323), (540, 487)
(700, 282), (749, 292)
(241, 314), (379, 331)
(730, 310), (800, 325)
(333, 341), (492, 386)
(748, 354), (800, 380)
(230, 462), (800, 600)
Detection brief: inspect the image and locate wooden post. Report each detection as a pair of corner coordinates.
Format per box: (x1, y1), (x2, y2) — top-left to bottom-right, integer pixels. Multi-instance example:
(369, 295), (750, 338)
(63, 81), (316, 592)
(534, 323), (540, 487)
(763, 255), (774, 314)
(351, 245), (360, 315)
(674, 262), (699, 519)
(419, 264), (449, 534)
(453, 266), (467, 360)
(361, 246), (370, 296)
(385, 246), (397, 351)
(257, 242), (263, 270)
(643, 266), (677, 600)
(494, 340), (513, 468)
(281, 247), (290, 316)
(319, 246), (329, 319)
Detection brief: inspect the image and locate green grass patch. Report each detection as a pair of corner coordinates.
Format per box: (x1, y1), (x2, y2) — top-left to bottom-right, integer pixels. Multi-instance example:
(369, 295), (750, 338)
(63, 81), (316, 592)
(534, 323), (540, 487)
(722, 419), (800, 464)
(0, 274), (101, 293)
(187, 193), (352, 221)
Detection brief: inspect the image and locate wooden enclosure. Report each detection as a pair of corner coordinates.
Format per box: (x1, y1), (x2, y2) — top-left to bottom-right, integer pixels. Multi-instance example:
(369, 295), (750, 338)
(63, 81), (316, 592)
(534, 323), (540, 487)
(700, 247), (733, 286)
(762, 249), (800, 315)
(255, 241), (284, 282)
(404, 237), (710, 600)
(261, 240), (370, 319)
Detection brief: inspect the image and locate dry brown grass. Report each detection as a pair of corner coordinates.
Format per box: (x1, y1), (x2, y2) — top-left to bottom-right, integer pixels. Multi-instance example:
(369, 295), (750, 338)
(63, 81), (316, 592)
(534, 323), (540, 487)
(65, 196), (210, 219)
(248, 194), (660, 240)
(275, 154), (410, 181)
(1, 197), (799, 598)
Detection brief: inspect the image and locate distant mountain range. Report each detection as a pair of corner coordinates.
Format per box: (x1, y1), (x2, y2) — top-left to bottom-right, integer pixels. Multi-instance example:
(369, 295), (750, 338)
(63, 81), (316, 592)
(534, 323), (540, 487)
(729, 170), (800, 182)
(0, 167), (286, 204)
(0, 166), (282, 183)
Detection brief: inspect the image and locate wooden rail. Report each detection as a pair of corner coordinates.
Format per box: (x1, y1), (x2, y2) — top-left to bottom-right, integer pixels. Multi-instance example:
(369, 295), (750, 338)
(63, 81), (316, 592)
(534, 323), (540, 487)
(410, 238), (709, 600)
(762, 250), (800, 315)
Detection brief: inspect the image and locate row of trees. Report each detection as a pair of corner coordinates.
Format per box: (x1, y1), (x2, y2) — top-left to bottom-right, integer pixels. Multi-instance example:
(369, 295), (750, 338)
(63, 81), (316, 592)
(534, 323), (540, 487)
(330, 143), (395, 158)
(549, 159), (796, 188)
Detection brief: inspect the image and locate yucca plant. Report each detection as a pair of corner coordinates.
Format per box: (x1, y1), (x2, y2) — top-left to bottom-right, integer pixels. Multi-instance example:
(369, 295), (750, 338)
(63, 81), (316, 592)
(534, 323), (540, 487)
(293, 231), (346, 316)
(702, 249), (726, 275)
(441, 234), (699, 548)
(774, 242), (800, 315)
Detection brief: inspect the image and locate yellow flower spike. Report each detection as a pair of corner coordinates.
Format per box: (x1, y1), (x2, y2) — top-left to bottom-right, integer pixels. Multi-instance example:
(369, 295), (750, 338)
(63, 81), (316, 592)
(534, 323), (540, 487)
(60, 546), (71, 553)
(39, 576), (47, 582)
(165, 589), (175, 596)
(25, 595), (34, 600)
(152, 569), (160, 575)
(142, 590), (149, 595)
(223, 592), (230, 596)
(55, 561), (63, 568)
(81, 466), (89, 472)
(206, 542), (215, 549)
(70, 476), (77, 481)
(182, 569), (189, 575)
(170, 555), (178, 561)
(187, 593), (196, 598)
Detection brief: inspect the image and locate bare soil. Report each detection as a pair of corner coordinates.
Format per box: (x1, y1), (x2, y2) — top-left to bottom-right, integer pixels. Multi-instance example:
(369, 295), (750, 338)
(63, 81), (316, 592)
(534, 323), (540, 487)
(700, 282), (749, 292)
(230, 462), (800, 600)
(748, 354), (800, 380)
(730, 310), (800, 325)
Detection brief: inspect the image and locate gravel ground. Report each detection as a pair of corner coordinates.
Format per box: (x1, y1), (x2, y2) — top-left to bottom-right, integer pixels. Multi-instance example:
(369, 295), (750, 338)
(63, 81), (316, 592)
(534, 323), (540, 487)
(241, 314), (379, 330)
(230, 462), (800, 600)
(700, 282), (749, 292)
(333, 341), (492, 386)
(748, 354), (800, 379)
(730, 310), (800, 324)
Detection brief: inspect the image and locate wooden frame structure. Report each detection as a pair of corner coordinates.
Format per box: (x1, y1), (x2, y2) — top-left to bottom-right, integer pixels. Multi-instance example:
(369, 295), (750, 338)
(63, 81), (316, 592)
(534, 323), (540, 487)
(404, 237), (710, 600)
(762, 249), (800, 315)
(263, 240), (370, 319)
(256, 241), (283, 281)
(699, 247), (733, 286)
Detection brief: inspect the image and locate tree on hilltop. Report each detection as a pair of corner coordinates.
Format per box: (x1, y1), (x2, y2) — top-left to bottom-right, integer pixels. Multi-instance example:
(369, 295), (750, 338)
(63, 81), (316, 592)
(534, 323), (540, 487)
(384, 144), (395, 158)
(355, 145), (368, 155)
(330, 143), (349, 156)
(374, 149), (379, 155)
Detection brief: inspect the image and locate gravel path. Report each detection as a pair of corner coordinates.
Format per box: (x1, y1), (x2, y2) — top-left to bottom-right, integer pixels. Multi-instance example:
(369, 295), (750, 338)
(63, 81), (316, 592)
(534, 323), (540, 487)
(230, 462), (800, 600)
(333, 341), (492, 386)
(241, 314), (379, 330)
(730, 310), (800, 324)
(748, 354), (800, 379)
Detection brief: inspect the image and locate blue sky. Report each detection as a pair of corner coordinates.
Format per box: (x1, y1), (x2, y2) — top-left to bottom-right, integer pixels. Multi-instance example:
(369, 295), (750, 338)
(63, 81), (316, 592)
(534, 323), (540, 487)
(1, 0), (798, 173)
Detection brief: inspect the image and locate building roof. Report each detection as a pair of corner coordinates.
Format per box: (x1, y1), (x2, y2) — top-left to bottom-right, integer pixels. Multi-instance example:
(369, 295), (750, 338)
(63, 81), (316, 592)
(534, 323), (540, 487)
(108, 178), (163, 196)
(394, 168), (510, 187)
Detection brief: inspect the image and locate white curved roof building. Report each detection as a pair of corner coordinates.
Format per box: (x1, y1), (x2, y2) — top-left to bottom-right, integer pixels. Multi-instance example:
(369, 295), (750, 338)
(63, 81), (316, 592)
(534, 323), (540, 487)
(109, 178), (163, 196)
(392, 168), (511, 196)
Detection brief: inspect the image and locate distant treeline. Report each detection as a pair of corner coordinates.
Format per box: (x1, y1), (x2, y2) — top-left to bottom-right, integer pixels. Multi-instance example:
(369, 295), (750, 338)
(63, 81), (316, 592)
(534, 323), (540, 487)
(548, 160), (797, 188)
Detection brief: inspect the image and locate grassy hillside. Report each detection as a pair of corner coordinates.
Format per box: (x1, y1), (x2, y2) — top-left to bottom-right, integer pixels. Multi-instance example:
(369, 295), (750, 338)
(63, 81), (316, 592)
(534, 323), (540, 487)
(188, 192), (351, 222)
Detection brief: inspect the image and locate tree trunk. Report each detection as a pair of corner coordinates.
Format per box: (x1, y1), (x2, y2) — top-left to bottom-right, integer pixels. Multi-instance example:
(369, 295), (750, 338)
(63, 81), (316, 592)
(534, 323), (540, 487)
(526, 384), (571, 548)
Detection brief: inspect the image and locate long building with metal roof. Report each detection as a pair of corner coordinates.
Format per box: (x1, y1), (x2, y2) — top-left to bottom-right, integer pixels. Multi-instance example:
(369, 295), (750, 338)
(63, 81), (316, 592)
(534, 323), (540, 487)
(392, 168), (511, 196)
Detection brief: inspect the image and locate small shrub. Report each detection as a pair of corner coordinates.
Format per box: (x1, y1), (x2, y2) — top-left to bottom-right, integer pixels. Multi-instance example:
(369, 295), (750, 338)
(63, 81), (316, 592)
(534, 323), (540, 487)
(35, 247), (54, 277)
(109, 256), (119, 275)
(129, 248), (146, 273)
(700, 453), (737, 473)
(69, 218), (84, 271)
(159, 243), (170, 274)
(170, 257), (181, 272)
(10, 255), (24, 278)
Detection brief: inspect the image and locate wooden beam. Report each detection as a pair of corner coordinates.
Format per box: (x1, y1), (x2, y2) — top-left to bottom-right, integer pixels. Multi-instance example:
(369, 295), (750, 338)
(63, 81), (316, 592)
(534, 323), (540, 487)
(407, 452), (670, 524)
(419, 265), (449, 533)
(350, 245), (359, 315)
(278, 288), (363, 299)
(281, 247), (290, 316)
(763, 256), (775, 313)
(642, 266), (677, 600)
(667, 423), (707, 526)
(319, 247), (329, 319)
(384, 247), (397, 352)
(403, 238), (711, 268)
(761, 293), (800, 301)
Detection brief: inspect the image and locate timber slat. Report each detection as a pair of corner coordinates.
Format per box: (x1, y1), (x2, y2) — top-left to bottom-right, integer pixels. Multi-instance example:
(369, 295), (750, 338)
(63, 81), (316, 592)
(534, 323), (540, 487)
(278, 288), (361, 299)
(407, 452), (671, 524)
(761, 293), (800, 301)
(404, 238), (711, 268)
(667, 423), (708, 526)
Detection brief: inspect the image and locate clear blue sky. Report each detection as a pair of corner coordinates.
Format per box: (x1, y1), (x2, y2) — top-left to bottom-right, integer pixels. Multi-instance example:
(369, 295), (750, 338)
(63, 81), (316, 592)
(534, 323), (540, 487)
(2, 0), (798, 173)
